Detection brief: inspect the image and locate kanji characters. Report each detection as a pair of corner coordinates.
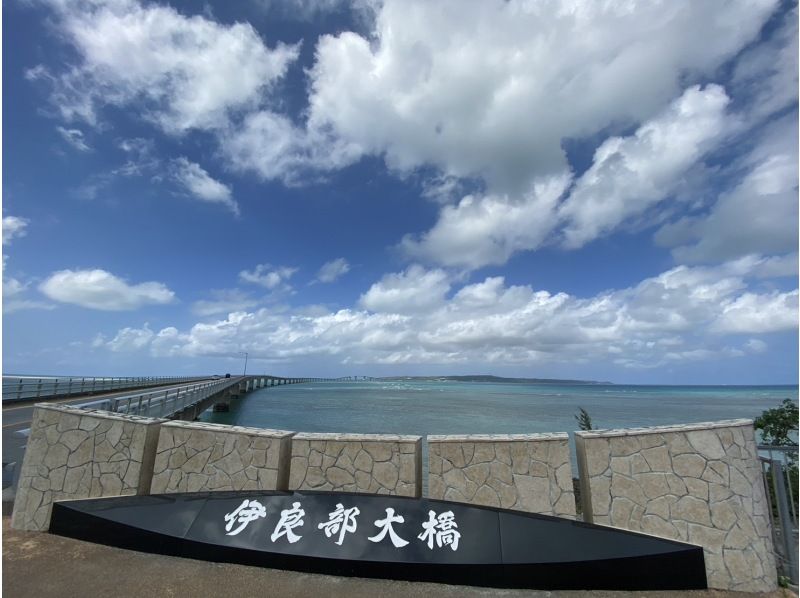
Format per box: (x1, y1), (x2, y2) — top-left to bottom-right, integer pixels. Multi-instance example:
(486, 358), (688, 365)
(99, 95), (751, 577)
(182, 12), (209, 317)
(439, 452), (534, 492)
(418, 509), (460, 551)
(368, 507), (409, 547)
(223, 499), (267, 536)
(318, 503), (361, 545)
(271, 501), (305, 543)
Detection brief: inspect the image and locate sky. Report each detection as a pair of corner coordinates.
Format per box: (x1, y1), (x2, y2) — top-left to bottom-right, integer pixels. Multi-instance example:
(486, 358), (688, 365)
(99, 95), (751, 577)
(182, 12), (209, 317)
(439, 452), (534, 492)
(2, 0), (798, 384)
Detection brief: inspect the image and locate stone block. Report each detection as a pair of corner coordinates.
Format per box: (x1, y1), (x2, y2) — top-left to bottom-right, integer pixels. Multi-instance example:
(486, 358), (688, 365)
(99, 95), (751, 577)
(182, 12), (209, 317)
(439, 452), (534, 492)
(575, 420), (776, 591)
(12, 404), (164, 531)
(149, 421), (293, 494)
(427, 434), (576, 518)
(288, 433), (421, 497)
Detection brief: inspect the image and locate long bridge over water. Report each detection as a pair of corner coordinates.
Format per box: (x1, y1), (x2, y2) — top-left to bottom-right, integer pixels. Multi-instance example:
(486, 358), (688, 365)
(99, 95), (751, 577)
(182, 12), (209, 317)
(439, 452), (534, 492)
(2, 373), (371, 493)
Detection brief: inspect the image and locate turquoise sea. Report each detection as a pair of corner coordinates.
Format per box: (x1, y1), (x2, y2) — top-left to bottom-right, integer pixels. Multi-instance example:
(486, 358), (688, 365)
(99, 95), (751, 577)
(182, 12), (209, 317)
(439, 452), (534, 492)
(201, 380), (797, 438)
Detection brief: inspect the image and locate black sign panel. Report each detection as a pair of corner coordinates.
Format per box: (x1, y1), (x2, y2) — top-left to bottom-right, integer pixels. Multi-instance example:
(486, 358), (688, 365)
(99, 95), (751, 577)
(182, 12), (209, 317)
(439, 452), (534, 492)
(50, 491), (707, 590)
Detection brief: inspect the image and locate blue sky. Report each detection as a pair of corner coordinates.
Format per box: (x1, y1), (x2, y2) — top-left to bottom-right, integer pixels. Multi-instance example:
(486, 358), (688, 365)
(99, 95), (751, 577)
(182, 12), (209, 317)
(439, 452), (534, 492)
(2, 0), (798, 383)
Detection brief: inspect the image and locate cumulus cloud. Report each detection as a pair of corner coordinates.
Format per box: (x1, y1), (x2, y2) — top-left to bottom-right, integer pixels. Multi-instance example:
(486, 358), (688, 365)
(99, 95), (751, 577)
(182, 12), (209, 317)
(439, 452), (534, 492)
(31, 0), (299, 133)
(359, 265), (451, 314)
(239, 264), (297, 290)
(402, 174), (570, 269)
(3, 216), (29, 245)
(305, 0), (774, 192)
(316, 258), (351, 283)
(39, 269), (175, 310)
(220, 110), (362, 185)
(56, 126), (91, 151)
(172, 158), (238, 215)
(106, 324), (154, 352)
(656, 115), (798, 263)
(558, 85), (731, 249)
(711, 291), (799, 334)
(99, 259), (798, 368)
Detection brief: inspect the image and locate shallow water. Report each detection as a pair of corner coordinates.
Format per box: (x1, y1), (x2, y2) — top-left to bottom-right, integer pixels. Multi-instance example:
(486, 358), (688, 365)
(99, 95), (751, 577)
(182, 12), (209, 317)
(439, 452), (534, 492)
(200, 380), (798, 437)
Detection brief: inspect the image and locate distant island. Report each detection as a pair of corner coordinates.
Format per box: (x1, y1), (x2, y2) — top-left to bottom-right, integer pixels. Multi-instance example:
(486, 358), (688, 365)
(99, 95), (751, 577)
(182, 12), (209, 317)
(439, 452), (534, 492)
(377, 375), (612, 385)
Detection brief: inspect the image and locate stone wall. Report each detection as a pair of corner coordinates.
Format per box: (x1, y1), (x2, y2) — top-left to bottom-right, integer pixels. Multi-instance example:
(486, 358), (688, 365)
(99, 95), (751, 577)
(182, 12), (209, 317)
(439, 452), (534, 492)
(150, 421), (294, 493)
(289, 433), (421, 497)
(11, 404), (162, 531)
(428, 433), (576, 518)
(575, 420), (776, 592)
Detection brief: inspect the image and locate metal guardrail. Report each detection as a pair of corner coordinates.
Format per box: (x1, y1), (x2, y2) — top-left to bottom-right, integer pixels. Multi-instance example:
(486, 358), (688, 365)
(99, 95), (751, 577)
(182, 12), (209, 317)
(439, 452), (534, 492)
(2, 375), (208, 402)
(78, 377), (244, 419)
(757, 444), (798, 584)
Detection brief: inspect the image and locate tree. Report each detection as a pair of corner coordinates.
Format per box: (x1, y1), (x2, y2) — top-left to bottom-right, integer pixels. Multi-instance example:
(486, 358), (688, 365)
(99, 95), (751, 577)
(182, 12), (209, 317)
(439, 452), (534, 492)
(754, 399), (798, 447)
(575, 407), (593, 431)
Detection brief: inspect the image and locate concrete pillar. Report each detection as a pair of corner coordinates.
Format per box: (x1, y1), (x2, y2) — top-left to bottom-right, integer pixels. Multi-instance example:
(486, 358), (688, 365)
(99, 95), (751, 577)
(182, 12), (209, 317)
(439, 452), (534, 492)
(575, 419), (776, 591)
(428, 433), (576, 518)
(151, 421), (294, 493)
(12, 404), (163, 531)
(289, 433), (422, 497)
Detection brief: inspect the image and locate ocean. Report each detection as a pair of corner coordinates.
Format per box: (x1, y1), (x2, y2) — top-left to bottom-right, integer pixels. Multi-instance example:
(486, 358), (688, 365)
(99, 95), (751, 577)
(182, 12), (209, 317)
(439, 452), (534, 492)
(200, 380), (797, 440)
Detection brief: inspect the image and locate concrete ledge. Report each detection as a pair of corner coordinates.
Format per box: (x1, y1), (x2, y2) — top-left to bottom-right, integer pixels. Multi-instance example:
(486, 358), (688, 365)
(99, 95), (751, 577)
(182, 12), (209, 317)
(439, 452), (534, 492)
(576, 419), (753, 438)
(150, 420), (294, 493)
(11, 404), (163, 531)
(575, 419), (775, 591)
(428, 434), (575, 518)
(289, 433), (421, 496)
(428, 433), (568, 442)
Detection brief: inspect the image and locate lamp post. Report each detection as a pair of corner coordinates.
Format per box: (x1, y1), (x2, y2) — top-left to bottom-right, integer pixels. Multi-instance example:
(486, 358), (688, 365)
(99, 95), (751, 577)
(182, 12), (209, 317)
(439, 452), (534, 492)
(239, 351), (248, 376)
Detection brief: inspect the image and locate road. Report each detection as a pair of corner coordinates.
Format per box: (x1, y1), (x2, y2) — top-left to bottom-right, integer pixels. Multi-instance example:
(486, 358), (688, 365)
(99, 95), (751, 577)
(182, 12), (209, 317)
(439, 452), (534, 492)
(2, 380), (214, 478)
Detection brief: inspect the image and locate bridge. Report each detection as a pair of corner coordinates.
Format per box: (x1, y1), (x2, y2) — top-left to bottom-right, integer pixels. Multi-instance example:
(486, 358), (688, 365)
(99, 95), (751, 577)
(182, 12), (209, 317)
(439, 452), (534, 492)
(2, 373), (339, 496)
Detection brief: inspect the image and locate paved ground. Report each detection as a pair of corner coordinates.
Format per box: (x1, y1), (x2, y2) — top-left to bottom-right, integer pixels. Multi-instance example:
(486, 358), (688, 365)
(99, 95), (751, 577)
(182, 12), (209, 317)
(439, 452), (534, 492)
(2, 515), (796, 598)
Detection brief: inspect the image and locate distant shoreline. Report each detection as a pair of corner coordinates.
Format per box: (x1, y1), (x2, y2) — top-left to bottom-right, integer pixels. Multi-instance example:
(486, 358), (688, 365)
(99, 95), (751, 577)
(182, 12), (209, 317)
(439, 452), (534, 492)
(377, 375), (613, 385)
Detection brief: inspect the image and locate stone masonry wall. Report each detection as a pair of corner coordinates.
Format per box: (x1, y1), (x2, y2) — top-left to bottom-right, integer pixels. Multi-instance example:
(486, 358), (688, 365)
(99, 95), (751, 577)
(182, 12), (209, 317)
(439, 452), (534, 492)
(575, 420), (776, 592)
(428, 434), (576, 518)
(11, 404), (162, 531)
(150, 421), (294, 493)
(289, 433), (421, 497)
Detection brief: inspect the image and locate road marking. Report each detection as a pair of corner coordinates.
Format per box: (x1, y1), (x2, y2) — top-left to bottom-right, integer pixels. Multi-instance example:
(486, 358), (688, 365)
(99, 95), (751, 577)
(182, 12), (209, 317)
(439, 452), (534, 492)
(3, 421), (30, 429)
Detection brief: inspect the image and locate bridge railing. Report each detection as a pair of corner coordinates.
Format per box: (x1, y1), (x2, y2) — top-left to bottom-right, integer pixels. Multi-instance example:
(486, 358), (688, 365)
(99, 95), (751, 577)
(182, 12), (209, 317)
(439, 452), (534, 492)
(77, 377), (244, 419)
(2, 375), (208, 403)
(757, 444), (799, 584)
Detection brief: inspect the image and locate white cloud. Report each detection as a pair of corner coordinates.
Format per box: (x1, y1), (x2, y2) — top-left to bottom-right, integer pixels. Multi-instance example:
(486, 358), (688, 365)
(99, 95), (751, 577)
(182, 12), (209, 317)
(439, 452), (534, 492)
(56, 126), (91, 151)
(316, 258), (351, 283)
(305, 0), (774, 192)
(191, 289), (259, 317)
(33, 0), (300, 133)
(3, 277), (55, 314)
(172, 158), (238, 215)
(239, 264), (297, 290)
(745, 338), (768, 354)
(3, 216), (29, 245)
(558, 85), (730, 249)
(39, 268), (175, 310)
(656, 115), (798, 263)
(359, 265), (451, 314)
(732, 6), (798, 126)
(711, 291), (799, 334)
(401, 174), (570, 269)
(220, 110), (362, 185)
(99, 259), (797, 369)
(106, 324), (154, 352)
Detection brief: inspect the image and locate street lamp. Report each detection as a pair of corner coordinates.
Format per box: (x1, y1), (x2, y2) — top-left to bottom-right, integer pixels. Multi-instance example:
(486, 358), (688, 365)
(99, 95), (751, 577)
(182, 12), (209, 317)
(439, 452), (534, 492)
(239, 351), (248, 376)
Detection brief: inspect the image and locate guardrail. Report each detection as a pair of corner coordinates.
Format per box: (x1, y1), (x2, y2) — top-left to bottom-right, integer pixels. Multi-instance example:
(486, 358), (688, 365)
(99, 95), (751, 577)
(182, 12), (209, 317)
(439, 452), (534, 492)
(2, 375), (209, 403)
(757, 444), (798, 585)
(78, 377), (244, 419)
